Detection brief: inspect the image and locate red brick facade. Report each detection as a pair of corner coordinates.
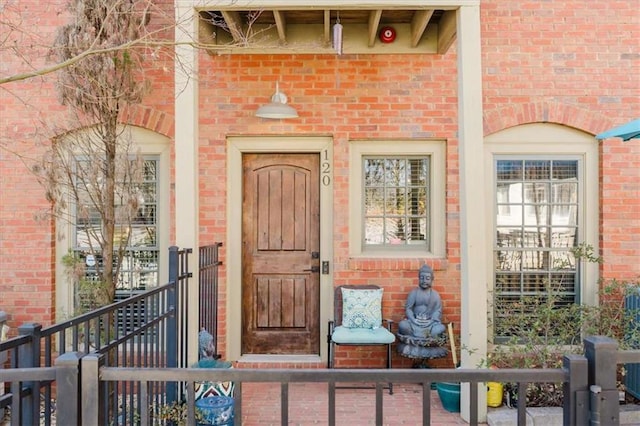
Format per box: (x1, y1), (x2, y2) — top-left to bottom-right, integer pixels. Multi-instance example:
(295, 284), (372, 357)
(1, 1), (638, 368)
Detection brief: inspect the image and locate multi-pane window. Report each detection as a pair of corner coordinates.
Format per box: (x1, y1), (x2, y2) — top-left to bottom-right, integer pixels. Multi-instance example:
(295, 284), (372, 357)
(363, 157), (429, 249)
(74, 157), (160, 302)
(493, 158), (580, 338)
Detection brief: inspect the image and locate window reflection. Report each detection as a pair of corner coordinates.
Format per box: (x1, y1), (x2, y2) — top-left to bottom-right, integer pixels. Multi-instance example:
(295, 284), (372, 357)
(494, 159), (580, 339)
(363, 157), (429, 248)
(74, 158), (160, 303)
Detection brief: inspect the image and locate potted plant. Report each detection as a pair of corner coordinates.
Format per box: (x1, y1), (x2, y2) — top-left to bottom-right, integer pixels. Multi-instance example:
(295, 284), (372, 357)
(193, 329), (236, 400)
(187, 329), (236, 425)
(156, 401), (202, 425)
(193, 358), (235, 400)
(194, 395), (235, 426)
(436, 322), (461, 412)
(435, 382), (461, 413)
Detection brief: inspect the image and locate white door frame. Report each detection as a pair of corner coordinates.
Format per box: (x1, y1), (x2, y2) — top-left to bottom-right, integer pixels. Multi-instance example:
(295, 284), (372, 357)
(226, 136), (334, 362)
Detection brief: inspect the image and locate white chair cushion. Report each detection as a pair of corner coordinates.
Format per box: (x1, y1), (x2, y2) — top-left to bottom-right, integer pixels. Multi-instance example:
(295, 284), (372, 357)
(341, 287), (383, 329)
(331, 325), (396, 344)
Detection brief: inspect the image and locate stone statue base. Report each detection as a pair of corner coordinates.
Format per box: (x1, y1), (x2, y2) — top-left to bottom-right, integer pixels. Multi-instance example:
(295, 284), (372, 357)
(396, 333), (448, 360)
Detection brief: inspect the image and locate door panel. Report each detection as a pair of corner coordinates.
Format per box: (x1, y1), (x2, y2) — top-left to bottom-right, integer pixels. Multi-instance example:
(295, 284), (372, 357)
(242, 153), (320, 355)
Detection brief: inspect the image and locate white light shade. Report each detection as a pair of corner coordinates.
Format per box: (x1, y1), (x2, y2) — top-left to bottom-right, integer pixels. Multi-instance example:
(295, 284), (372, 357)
(255, 82), (298, 119)
(255, 102), (298, 119)
(332, 22), (343, 55)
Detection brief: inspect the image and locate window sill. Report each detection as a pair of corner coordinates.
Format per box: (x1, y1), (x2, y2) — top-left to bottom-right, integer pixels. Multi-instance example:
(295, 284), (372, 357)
(347, 256), (448, 271)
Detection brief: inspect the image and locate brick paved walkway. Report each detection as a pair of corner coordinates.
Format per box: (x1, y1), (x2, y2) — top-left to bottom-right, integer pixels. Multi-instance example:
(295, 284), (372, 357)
(0, 382), (478, 425)
(239, 382), (475, 425)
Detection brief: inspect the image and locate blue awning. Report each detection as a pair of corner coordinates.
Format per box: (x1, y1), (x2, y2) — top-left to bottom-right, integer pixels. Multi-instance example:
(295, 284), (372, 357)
(595, 118), (640, 141)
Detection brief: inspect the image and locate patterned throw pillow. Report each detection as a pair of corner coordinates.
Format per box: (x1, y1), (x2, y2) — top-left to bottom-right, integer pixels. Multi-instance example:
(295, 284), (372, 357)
(341, 288), (383, 329)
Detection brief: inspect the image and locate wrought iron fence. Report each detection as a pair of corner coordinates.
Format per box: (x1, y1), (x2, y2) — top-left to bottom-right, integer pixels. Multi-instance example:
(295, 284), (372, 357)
(5, 339), (637, 426)
(1, 242), (638, 425)
(0, 245), (195, 425)
(199, 243), (223, 358)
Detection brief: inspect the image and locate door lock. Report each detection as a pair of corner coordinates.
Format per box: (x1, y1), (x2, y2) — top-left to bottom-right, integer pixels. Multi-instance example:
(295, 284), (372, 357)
(303, 266), (320, 273)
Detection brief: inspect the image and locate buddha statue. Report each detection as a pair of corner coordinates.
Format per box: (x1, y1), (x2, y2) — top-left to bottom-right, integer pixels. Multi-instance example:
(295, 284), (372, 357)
(397, 264), (448, 361)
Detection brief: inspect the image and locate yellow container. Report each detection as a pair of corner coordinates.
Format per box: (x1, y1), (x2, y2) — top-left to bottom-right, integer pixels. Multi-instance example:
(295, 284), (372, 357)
(487, 382), (503, 407)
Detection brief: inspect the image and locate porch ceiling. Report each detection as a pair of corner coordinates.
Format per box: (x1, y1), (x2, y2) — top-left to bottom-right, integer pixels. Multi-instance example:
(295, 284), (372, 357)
(197, 7), (457, 54)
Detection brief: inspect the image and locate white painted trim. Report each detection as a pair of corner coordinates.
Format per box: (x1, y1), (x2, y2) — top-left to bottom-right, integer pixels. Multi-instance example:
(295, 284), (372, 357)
(175, 3), (200, 365)
(348, 139), (446, 258)
(226, 136), (334, 362)
(456, 4), (486, 422)
(54, 127), (171, 322)
(484, 123), (600, 308)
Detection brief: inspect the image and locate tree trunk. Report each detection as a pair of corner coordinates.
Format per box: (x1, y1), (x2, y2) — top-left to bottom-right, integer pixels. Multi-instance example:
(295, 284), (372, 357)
(102, 114), (118, 303)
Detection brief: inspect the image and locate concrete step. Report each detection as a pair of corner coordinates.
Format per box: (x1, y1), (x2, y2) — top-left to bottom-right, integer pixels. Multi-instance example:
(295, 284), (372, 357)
(487, 404), (640, 426)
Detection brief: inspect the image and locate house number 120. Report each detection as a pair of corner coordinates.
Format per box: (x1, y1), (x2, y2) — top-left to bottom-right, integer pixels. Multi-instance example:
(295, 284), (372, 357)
(322, 150), (331, 186)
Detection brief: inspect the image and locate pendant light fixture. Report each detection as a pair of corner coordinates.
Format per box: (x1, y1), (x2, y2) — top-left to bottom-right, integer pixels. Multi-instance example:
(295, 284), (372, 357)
(332, 12), (343, 55)
(255, 81), (298, 119)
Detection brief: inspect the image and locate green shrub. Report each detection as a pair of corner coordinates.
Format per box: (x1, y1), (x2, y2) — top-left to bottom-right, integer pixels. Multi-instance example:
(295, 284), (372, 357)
(488, 243), (640, 407)
(155, 401), (204, 425)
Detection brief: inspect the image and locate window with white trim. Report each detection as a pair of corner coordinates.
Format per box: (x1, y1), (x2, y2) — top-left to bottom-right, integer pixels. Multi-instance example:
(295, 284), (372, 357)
(349, 140), (445, 257)
(493, 158), (580, 338)
(56, 126), (170, 317)
(485, 123), (599, 342)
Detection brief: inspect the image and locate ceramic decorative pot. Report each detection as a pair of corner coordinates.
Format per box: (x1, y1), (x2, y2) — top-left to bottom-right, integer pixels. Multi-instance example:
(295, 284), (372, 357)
(195, 396), (234, 426)
(195, 379), (235, 399)
(436, 382), (461, 413)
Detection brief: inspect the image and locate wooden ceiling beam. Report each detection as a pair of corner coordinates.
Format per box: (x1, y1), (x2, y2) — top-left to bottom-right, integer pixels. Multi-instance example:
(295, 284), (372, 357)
(273, 10), (287, 44)
(410, 9), (434, 47)
(202, 7), (454, 54)
(221, 10), (245, 44)
(324, 10), (331, 46)
(437, 10), (456, 54)
(367, 10), (383, 47)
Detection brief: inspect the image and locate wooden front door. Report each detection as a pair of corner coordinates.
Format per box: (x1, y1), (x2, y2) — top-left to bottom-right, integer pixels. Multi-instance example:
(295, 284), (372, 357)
(241, 153), (320, 355)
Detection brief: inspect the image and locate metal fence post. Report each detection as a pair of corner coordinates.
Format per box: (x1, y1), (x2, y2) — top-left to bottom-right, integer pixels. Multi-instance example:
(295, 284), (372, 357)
(563, 353), (589, 425)
(584, 336), (619, 425)
(17, 322), (41, 424)
(55, 352), (82, 426)
(167, 246), (179, 404)
(81, 353), (104, 426)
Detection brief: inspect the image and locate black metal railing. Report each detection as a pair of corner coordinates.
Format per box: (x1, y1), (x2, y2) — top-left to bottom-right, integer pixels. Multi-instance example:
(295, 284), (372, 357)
(0, 245), (195, 425)
(87, 363), (570, 426)
(1, 240), (637, 424)
(4, 337), (637, 426)
(199, 243), (223, 358)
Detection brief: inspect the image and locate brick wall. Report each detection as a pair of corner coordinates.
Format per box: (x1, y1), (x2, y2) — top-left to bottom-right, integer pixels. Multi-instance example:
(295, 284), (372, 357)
(1, 0), (66, 328)
(0, 0), (176, 330)
(196, 2), (637, 366)
(480, 1), (639, 285)
(1, 1), (637, 366)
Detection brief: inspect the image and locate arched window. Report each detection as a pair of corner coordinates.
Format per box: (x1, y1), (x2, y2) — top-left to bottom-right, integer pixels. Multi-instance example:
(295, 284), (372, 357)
(55, 126), (170, 317)
(485, 123), (598, 341)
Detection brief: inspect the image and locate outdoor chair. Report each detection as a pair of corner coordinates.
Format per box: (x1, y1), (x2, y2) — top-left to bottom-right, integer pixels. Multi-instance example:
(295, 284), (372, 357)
(327, 285), (396, 394)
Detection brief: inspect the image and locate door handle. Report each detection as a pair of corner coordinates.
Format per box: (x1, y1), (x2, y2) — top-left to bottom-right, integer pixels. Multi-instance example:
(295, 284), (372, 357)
(303, 266), (320, 273)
